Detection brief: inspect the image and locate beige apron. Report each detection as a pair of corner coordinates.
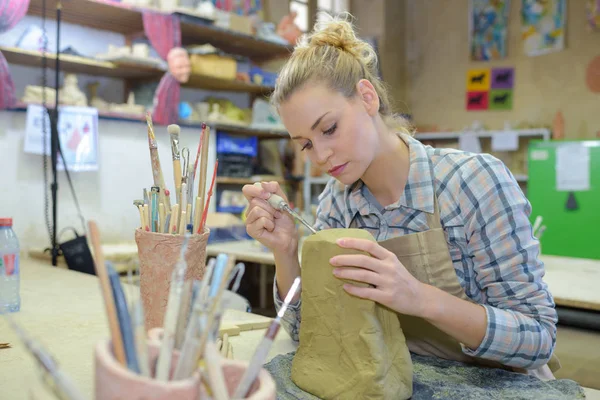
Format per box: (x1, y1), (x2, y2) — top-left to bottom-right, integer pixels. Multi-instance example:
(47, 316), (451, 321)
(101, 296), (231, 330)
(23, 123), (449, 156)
(351, 194), (560, 380)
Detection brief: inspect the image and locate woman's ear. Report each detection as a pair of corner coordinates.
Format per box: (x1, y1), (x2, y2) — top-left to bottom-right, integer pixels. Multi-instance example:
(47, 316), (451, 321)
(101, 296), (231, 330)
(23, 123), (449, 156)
(356, 79), (380, 117)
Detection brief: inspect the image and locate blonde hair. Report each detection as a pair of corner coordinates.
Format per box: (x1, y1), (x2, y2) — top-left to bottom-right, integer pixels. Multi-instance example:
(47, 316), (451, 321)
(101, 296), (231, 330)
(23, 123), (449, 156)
(272, 13), (413, 135)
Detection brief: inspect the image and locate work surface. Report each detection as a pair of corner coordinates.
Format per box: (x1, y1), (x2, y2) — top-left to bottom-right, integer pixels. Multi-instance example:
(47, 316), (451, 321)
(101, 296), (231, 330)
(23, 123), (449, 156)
(102, 240), (600, 312)
(3, 258), (598, 400)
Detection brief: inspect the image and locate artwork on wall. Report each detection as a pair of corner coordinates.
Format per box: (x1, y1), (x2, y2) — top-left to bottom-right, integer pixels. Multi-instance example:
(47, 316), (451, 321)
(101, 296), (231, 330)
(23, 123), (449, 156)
(587, 0), (600, 30)
(466, 67), (515, 111)
(521, 0), (566, 56)
(469, 0), (511, 61)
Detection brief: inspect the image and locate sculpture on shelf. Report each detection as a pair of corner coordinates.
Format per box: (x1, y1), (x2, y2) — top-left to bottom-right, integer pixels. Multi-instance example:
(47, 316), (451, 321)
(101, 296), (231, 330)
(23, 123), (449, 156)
(276, 11), (302, 45)
(87, 82), (109, 112)
(207, 102), (221, 122)
(108, 92), (145, 116)
(59, 74), (88, 107)
(167, 47), (191, 83)
(21, 86), (57, 106)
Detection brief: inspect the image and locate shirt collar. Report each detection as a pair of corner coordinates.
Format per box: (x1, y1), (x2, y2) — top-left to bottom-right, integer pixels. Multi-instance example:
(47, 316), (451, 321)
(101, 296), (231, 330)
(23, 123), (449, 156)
(344, 134), (435, 217)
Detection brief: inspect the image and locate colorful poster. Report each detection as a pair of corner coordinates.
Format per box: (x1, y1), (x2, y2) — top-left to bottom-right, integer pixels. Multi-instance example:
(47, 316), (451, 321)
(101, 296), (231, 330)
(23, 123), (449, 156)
(24, 104), (99, 172)
(587, 0), (600, 30)
(469, 0), (511, 61)
(521, 0), (566, 56)
(466, 67), (515, 111)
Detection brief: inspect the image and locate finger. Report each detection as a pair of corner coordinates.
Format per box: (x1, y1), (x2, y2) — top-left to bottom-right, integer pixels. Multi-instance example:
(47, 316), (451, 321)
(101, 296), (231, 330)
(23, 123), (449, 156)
(333, 267), (382, 287)
(246, 214), (276, 237)
(242, 183), (271, 203)
(247, 198), (280, 218)
(259, 181), (289, 203)
(336, 238), (390, 260)
(329, 254), (381, 272)
(245, 206), (275, 227)
(342, 284), (383, 303)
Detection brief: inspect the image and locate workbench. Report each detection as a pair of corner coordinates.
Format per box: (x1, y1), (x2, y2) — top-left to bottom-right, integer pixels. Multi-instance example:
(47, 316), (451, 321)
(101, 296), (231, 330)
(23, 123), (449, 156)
(76, 240), (600, 313)
(1, 258), (598, 399)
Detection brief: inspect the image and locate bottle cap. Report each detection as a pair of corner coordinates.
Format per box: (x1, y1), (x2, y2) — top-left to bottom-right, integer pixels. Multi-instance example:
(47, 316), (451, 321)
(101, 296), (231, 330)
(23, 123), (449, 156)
(0, 218), (13, 227)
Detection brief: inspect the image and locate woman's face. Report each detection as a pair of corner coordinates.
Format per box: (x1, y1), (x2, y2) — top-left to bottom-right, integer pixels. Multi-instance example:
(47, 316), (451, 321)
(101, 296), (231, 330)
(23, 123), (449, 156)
(279, 81), (379, 185)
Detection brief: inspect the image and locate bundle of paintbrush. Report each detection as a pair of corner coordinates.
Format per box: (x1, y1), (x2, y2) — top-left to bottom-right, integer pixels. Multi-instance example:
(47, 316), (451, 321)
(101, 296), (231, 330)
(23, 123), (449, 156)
(137, 113), (218, 236)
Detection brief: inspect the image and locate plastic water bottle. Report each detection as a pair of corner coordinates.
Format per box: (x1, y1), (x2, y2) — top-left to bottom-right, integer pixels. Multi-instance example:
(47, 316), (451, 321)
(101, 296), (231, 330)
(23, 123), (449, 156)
(0, 218), (20, 313)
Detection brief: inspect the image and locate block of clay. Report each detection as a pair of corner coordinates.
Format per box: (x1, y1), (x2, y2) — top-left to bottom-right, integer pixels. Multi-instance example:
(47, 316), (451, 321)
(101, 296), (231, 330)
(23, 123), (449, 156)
(291, 228), (413, 400)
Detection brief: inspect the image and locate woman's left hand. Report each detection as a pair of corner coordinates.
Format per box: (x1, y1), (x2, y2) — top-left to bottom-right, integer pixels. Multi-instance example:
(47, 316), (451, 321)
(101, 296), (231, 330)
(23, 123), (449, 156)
(330, 237), (428, 317)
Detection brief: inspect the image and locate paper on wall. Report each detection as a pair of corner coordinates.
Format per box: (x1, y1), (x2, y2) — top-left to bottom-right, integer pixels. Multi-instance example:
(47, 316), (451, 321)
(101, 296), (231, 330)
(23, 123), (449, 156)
(556, 143), (590, 191)
(459, 132), (482, 153)
(491, 131), (519, 151)
(24, 104), (99, 172)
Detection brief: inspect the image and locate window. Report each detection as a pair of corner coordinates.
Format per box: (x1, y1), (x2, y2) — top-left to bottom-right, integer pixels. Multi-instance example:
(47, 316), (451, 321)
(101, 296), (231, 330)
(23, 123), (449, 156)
(290, 0), (350, 32)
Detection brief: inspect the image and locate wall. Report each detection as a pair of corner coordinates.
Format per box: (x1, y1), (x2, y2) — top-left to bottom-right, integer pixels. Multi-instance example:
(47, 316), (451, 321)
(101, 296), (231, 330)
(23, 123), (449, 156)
(404, 0), (600, 137)
(0, 17), (241, 250)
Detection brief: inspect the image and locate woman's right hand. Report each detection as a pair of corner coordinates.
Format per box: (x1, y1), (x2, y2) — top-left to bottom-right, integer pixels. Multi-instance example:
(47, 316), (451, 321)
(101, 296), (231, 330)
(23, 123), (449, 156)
(242, 181), (298, 255)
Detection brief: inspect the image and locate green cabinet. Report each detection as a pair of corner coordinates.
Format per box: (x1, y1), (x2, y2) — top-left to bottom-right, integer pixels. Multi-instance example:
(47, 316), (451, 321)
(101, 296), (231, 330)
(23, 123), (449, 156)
(527, 140), (600, 260)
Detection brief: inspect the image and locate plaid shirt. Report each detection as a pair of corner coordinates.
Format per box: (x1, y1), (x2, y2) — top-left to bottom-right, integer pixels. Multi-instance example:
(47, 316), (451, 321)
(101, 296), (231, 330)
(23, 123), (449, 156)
(274, 134), (557, 369)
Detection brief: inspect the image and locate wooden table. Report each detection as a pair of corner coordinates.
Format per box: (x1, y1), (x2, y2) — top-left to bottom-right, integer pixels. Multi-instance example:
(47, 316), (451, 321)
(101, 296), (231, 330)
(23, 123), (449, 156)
(1, 258), (598, 399)
(540, 255), (600, 312)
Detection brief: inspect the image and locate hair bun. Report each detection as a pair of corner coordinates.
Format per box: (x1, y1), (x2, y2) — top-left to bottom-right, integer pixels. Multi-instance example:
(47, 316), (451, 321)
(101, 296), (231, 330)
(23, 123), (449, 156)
(302, 13), (376, 67)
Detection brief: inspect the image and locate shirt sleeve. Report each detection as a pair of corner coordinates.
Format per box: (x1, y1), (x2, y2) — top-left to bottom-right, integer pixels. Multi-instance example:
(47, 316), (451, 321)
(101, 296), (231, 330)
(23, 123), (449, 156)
(457, 154), (558, 369)
(273, 178), (344, 342)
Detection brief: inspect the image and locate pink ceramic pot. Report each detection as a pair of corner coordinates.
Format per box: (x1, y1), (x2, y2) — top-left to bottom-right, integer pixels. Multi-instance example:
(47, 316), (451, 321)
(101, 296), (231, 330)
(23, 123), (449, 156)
(95, 340), (200, 400)
(145, 328), (276, 399)
(134, 228), (210, 330)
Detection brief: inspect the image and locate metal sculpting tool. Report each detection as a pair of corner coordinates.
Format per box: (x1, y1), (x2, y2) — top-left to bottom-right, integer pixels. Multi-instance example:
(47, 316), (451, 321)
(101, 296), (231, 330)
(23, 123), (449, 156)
(253, 182), (317, 234)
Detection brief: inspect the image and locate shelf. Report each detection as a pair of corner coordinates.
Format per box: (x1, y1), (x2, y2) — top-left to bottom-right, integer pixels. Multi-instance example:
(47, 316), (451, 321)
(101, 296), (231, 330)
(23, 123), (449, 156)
(27, 0), (291, 60)
(1, 46), (274, 94)
(27, 0), (145, 34)
(179, 16), (292, 60)
(415, 129), (551, 141)
(211, 123), (288, 139)
(183, 74), (273, 94)
(308, 176), (332, 185)
(216, 177), (288, 185)
(0, 46), (165, 79)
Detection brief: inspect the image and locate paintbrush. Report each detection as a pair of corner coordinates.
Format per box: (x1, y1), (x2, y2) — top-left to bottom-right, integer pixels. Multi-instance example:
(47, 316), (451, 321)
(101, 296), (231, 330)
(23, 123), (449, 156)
(146, 113), (171, 214)
(168, 124), (183, 206)
(4, 314), (86, 400)
(194, 125), (211, 233)
(198, 159), (219, 234)
(233, 277), (301, 399)
(88, 220), (127, 366)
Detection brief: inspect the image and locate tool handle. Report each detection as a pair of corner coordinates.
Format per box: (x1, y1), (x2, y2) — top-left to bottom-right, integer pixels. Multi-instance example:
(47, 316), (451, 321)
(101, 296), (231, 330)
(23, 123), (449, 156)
(253, 182), (286, 210)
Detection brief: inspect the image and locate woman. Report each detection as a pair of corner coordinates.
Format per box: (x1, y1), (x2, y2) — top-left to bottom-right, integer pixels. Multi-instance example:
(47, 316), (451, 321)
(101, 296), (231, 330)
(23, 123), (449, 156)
(242, 15), (558, 378)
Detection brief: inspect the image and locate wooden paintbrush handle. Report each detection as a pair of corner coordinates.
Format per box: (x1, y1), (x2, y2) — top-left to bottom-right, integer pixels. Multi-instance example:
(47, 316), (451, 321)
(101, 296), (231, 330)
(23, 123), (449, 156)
(88, 221), (127, 366)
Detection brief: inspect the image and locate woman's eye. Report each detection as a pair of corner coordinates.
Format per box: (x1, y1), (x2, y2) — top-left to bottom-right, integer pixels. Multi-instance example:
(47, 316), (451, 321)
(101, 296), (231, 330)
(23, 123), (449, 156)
(301, 141), (313, 151)
(323, 123), (337, 135)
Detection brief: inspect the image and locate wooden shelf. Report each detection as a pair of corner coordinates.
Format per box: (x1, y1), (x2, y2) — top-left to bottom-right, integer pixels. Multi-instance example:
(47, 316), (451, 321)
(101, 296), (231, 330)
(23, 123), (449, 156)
(183, 74), (273, 94)
(27, 0), (145, 34)
(216, 177), (288, 185)
(0, 46), (165, 79)
(179, 16), (292, 59)
(211, 123), (288, 139)
(27, 0), (291, 60)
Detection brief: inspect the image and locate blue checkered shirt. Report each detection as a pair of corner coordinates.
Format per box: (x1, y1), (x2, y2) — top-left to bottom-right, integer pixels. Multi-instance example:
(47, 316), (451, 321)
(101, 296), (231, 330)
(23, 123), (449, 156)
(274, 134), (557, 369)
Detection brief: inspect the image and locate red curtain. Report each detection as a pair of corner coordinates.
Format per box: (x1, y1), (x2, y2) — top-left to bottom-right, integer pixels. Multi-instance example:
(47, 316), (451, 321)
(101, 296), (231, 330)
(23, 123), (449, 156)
(143, 11), (181, 125)
(0, 0), (30, 109)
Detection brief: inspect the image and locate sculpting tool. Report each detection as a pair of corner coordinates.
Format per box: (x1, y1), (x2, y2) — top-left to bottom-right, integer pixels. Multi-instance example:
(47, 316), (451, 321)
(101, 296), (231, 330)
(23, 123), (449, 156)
(232, 277), (301, 399)
(155, 233), (191, 381)
(150, 186), (160, 233)
(4, 314), (86, 400)
(253, 182), (317, 234)
(168, 124), (183, 206)
(146, 113), (171, 213)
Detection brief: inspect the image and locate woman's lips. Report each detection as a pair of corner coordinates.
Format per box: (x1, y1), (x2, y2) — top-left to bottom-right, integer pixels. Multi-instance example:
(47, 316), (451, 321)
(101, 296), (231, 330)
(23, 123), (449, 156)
(328, 163), (348, 177)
